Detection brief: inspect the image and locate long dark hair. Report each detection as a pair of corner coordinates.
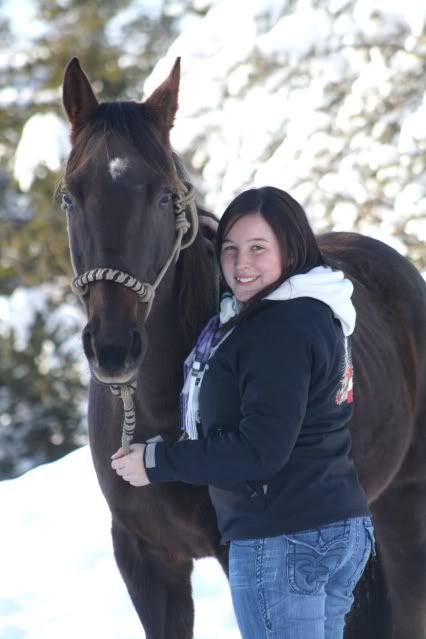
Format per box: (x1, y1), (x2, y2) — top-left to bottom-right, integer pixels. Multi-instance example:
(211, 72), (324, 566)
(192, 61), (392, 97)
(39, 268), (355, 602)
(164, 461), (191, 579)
(216, 186), (325, 325)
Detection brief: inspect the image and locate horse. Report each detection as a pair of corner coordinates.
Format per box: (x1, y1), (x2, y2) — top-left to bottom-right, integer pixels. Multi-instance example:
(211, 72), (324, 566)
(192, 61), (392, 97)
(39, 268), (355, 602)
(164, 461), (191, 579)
(61, 57), (426, 639)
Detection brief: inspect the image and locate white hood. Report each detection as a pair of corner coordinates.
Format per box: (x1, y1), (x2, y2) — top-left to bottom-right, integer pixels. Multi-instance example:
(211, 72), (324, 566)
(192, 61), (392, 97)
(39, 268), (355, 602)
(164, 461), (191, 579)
(266, 266), (356, 336)
(220, 266), (356, 336)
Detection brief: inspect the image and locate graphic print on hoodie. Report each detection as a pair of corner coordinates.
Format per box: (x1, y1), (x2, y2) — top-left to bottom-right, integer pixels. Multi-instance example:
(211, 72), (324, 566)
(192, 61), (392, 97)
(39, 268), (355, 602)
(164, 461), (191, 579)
(336, 338), (353, 405)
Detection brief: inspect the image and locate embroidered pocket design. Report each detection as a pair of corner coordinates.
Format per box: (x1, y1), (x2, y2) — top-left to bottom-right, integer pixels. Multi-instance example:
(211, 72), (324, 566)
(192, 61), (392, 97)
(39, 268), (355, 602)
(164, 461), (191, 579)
(286, 523), (349, 595)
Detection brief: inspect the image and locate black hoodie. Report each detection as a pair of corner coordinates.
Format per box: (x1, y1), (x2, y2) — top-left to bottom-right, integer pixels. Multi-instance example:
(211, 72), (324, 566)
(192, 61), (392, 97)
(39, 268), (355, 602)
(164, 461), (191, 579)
(145, 298), (369, 543)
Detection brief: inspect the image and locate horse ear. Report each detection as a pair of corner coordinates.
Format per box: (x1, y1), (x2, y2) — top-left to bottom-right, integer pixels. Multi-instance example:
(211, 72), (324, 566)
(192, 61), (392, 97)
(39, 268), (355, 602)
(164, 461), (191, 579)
(63, 57), (98, 135)
(143, 58), (180, 135)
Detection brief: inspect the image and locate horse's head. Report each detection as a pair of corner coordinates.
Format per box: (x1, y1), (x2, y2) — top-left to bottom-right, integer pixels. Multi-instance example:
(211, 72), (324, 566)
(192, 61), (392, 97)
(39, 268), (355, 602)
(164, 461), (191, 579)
(62, 57), (200, 385)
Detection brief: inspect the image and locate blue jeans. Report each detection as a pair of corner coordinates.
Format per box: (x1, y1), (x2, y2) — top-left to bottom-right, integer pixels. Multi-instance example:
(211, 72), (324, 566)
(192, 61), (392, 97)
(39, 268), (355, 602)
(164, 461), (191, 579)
(229, 517), (375, 639)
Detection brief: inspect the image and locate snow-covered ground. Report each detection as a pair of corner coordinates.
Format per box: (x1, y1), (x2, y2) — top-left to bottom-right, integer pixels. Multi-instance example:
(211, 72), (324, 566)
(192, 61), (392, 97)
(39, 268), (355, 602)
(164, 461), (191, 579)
(0, 446), (240, 639)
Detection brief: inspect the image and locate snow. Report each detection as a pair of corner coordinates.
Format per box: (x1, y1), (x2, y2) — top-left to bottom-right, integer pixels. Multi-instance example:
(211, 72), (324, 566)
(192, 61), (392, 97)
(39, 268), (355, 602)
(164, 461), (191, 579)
(0, 284), (84, 353)
(353, 0), (426, 38)
(0, 0), (45, 42)
(0, 286), (48, 350)
(139, 0), (426, 255)
(13, 113), (70, 192)
(0, 446), (240, 639)
(2, 4), (426, 632)
(107, 0), (165, 46)
(256, 5), (331, 63)
(398, 96), (426, 154)
(6, 0), (426, 255)
(0, 284), (89, 389)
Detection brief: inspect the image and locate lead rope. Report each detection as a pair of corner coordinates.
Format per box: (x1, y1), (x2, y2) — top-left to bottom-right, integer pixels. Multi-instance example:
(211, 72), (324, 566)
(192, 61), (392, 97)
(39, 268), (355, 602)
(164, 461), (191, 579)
(70, 180), (198, 453)
(110, 383), (137, 453)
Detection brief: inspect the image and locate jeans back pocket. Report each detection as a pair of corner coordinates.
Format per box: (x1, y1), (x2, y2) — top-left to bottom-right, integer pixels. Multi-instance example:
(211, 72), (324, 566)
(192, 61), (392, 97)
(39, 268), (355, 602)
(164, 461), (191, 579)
(285, 520), (351, 595)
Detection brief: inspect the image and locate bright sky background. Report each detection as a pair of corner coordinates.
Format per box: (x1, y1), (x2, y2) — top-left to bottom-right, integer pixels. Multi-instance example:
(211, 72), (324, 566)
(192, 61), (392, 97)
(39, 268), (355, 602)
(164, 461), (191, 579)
(0, 446), (241, 639)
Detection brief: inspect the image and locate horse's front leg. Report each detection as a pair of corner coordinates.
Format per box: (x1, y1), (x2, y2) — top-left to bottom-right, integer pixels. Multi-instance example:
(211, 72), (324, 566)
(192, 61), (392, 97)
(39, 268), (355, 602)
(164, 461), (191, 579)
(112, 520), (194, 639)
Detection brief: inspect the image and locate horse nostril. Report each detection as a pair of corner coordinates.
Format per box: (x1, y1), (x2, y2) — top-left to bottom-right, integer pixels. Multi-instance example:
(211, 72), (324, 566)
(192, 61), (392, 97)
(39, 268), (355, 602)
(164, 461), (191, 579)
(81, 324), (142, 373)
(82, 328), (95, 359)
(131, 330), (142, 359)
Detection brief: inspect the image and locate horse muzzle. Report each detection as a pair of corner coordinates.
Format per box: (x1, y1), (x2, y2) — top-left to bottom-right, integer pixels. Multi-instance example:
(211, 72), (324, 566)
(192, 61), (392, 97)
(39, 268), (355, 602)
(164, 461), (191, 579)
(82, 321), (143, 384)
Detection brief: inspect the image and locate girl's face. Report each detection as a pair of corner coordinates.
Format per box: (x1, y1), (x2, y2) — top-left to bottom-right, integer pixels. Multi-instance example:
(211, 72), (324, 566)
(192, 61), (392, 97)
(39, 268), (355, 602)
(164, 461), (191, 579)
(220, 212), (283, 302)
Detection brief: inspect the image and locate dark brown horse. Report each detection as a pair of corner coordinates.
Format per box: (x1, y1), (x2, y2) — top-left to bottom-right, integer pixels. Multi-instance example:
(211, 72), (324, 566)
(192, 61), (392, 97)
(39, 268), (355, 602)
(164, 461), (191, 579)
(61, 57), (426, 639)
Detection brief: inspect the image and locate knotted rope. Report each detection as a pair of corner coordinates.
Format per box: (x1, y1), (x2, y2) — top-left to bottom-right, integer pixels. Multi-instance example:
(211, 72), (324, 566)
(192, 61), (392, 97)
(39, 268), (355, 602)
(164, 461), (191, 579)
(110, 383), (137, 453)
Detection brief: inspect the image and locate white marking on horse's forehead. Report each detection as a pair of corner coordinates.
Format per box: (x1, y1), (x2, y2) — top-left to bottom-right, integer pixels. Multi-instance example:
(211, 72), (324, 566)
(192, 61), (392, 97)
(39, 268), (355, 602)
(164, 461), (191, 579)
(109, 157), (130, 180)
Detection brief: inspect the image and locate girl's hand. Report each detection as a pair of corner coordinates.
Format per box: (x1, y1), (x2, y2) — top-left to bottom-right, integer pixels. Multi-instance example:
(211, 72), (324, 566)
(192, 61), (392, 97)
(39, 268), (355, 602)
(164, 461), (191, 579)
(111, 444), (150, 486)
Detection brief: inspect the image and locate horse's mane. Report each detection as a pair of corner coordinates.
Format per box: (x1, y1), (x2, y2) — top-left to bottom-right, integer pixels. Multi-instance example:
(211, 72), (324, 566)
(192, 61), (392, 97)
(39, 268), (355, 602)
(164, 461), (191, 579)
(64, 101), (218, 350)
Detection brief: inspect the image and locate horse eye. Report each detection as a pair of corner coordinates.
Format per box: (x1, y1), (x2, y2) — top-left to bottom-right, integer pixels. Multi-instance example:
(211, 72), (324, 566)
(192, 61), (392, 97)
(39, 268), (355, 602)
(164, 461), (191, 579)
(61, 191), (73, 212)
(159, 191), (172, 207)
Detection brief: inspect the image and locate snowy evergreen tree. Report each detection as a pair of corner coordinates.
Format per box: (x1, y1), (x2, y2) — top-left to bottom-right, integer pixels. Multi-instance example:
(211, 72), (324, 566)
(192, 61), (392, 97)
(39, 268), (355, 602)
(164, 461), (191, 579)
(1, 0), (425, 478)
(0, 0), (180, 477)
(149, 0), (426, 270)
(0, 296), (87, 478)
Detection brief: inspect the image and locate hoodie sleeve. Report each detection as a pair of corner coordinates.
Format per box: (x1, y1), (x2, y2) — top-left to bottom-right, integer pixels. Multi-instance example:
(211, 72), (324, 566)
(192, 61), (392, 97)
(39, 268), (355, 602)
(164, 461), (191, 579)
(144, 304), (313, 485)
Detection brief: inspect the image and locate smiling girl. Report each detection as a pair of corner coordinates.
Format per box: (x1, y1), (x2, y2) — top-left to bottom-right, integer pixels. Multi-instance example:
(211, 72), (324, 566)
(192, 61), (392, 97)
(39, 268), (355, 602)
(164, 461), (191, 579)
(112, 186), (373, 639)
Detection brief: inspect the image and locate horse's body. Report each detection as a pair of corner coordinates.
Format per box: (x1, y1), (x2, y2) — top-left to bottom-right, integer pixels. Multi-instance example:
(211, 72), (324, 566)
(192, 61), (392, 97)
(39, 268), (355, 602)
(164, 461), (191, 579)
(62, 58), (426, 638)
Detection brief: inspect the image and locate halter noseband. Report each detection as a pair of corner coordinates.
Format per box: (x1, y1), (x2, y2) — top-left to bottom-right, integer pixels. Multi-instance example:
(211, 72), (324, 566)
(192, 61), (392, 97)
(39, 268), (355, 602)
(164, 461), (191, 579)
(65, 178), (199, 453)
(69, 179), (198, 319)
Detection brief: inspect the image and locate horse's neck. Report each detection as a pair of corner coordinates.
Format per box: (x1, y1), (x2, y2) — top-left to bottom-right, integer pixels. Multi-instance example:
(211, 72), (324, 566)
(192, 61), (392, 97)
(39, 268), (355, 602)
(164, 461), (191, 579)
(133, 285), (190, 441)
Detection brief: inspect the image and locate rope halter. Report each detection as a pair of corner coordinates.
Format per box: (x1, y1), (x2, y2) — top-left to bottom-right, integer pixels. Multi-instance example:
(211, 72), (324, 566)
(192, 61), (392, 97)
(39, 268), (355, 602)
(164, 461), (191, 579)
(70, 180), (198, 320)
(66, 178), (199, 453)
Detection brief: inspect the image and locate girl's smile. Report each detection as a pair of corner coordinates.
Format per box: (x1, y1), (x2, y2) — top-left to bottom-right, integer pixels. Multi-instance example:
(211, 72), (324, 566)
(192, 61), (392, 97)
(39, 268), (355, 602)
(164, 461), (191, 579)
(220, 212), (283, 302)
